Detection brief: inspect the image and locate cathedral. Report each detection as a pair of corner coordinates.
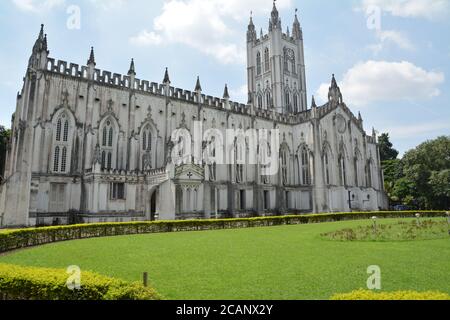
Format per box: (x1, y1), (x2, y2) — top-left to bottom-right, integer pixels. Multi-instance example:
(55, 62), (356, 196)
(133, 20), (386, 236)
(0, 4), (387, 227)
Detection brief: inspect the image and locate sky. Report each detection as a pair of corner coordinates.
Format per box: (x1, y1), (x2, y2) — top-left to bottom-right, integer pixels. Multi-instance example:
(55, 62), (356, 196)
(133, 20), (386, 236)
(0, 0), (449, 156)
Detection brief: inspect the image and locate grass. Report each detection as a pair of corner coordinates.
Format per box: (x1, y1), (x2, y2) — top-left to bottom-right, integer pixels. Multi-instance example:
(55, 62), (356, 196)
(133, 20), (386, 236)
(0, 218), (449, 300)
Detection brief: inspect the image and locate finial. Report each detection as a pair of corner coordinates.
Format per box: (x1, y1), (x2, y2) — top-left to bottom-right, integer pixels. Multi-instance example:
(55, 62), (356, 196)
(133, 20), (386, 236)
(195, 76), (202, 92)
(43, 34), (48, 50)
(223, 84), (230, 100)
(87, 46), (96, 66)
(331, 74), (338, 88)
(128, 58), (136, 76)
(311, 95), (317, 108)
(39, 24), (44, 38)
(163, 67), (171, 84)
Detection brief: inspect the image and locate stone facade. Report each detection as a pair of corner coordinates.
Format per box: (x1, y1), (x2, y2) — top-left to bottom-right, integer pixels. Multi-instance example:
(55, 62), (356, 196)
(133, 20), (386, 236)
(0, 5), (388, 227)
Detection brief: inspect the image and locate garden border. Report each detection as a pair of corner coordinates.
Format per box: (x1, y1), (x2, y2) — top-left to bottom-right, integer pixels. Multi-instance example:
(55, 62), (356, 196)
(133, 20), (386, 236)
(0, 211), (446, 254)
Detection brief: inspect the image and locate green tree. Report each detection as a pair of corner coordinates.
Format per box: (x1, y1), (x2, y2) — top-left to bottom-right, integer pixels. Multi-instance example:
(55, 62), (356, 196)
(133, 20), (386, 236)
(402, 136), (450, 210)
(0, 126), (11, 178)
(429, 169), (450, 209)
(378, 133), (399, 161)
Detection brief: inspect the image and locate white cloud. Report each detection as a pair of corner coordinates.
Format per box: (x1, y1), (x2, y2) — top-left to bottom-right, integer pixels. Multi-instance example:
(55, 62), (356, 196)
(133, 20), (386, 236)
(130, 30), (163, 46)
(368, 30), (415, 54)
(88, 0), (127, 10)
(360, 0), (450, 20)
(316, 60), (445, 106)
(12, 0), (65, 12)
(229, 84), (248, 102)
(129, 0), (293, 65)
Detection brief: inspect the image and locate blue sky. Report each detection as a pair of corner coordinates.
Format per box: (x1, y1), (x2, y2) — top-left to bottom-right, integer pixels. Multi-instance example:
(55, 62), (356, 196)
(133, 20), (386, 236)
(0, 0), (449, 155)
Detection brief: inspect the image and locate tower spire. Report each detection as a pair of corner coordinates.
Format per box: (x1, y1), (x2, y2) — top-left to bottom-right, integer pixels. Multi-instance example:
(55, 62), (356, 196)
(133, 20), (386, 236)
(311, 95), (317, 108)
(87, 47), (96, 66)
(163, 67), (171, 84)
(39, 24), (44, 40)
(328, 74), (343, 106)
(32, 24), (48, 54)
(292, 8), (302, 40)
(270, 0), (281, 30)
(223, 84), (230, 100)
(195, 76), (202, 92)
(247, 11), (256, 42)
(128, 58), (136, 76)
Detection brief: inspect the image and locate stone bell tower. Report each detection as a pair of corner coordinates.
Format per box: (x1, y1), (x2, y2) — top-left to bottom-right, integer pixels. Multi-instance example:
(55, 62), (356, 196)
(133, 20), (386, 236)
(247, 2), (307, 114)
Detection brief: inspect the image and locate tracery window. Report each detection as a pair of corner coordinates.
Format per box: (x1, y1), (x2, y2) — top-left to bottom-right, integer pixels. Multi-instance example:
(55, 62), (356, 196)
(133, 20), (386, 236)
(52, 112), (71, 173)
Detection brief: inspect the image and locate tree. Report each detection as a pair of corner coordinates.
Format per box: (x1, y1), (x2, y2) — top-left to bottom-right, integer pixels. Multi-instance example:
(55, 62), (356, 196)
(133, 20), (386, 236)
(402, 136), (450, 210)
(0, 126), (11, 178)
(429, 170), (450, 209)
(378, 133), (399, 161)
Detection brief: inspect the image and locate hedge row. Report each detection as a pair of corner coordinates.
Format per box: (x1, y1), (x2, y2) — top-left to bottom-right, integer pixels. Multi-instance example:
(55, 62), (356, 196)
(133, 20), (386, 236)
(331, 289), (450, 300)
(0, 211), (446, 253)
(0, 263), (161, 300)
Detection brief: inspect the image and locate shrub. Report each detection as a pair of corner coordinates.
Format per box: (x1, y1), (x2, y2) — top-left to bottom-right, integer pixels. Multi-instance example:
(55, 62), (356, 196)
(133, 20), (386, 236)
(0, 211), (446, 254)
(0, 263), (161, 300)
(331, 289), (450, 300)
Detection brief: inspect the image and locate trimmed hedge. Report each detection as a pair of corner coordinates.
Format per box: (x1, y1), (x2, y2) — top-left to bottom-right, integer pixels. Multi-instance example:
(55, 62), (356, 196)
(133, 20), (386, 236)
(0, 263), (161, 300)
(0, 211), (446, 254)
(331, 289), (450, 300)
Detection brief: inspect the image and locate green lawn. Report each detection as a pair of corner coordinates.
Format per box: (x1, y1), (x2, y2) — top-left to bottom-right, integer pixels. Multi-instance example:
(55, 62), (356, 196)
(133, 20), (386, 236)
(1, 218), (449, 300)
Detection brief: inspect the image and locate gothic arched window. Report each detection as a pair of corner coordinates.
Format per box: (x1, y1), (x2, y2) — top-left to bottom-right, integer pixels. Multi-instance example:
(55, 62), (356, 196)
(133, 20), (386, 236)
(260, 142), (270, 185)
(283, 49), (289, 72)
(366, 160), (373, 188)
(53, 146), (60, 172)
(324, 152), (331, 185)
(281, 148), (289, 186)
(265, 91), (272, 109)
(100, 119), (115, 170)
(291, 55), (296, 74)
(257, 94), (263, 109)
(52, 112), (72, 173)
(141, 125), (153, 170)
(301, 147), (310, 185)
(256, 52), (262, 75)
(285, 91), (290, 112)
(56, 119), (62, 142)
(61, 147), (67, 173)
(208, 136), (217, 181)
(339, 154), (347, 186)
(264, 48), (270, 72)
(235, 139), (245, 183)
(142, 127), (152, 151)
(354, 156), (359, 187)
(63, 120), (69, 142)
(293, 94), (299, 113)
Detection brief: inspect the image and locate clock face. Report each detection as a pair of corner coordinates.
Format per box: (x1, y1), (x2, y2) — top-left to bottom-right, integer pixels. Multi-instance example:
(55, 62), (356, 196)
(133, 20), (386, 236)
(336, 115), (347, 134)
